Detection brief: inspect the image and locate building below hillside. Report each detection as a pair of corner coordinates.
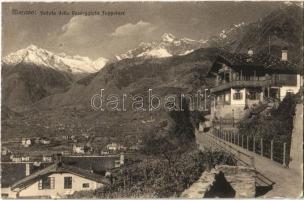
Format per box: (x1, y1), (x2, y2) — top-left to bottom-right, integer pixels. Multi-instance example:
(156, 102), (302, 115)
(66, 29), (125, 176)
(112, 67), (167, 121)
(1, 154), (125, 198)
(4, 162), (109, 198)
(208, 48), (301, 120)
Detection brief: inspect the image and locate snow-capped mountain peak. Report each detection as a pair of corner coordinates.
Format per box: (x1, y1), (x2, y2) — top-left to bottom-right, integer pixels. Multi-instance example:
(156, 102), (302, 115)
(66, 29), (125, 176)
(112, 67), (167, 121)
(137, 47), (172, 58)
(116, 33), (208, 60)
(181, 37), (196, 43)
(161, 33), (176, 43)
(199, 39), (208, 44)
(26, 44), (39, 51)
(3, 45), (108, 76)
(92, 57), (108, 71)
(218, 22), (247, 39)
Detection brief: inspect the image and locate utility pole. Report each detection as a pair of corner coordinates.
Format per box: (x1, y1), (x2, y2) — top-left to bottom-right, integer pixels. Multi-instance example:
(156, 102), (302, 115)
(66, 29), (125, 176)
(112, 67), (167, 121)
(204, 89), (208, 111)
(232, 109), (234, 127)
(268, 35), (271, 54)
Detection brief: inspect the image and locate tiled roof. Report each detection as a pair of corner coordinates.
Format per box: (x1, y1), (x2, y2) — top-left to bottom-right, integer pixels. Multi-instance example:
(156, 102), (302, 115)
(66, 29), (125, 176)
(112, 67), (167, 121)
(11, 162), (110, 190)
(62, 155), (119, 173)
(1, 156), (119, 188)
(1, 163), (26, 188)
(209, 51), (300, 75)
(1, 163), (51, 188)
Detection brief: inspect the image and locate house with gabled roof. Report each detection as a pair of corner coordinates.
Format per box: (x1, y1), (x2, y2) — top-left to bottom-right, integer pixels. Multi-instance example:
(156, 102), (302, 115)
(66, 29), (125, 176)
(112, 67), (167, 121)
(3, 161), (110, 198)
(208, 48), (301, 120)
(1, 162), (51, 198)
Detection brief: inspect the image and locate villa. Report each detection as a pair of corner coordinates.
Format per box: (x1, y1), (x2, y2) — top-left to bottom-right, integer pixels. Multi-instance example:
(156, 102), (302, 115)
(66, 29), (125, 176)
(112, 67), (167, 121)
(208, 48), (301, 120)
(8, 162), (109, 198)
(1, 156), (111, 198)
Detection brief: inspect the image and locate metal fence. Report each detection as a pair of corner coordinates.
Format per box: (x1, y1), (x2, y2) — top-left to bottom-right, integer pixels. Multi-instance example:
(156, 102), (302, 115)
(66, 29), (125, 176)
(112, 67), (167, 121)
(204, 132), (255, 168)
(212, 129), (289, 167)
(212, 119), (240, 128)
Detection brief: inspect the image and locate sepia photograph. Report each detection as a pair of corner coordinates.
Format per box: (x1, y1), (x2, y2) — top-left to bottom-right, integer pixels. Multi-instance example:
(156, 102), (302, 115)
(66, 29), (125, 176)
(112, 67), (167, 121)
(1, 1), (303, 199)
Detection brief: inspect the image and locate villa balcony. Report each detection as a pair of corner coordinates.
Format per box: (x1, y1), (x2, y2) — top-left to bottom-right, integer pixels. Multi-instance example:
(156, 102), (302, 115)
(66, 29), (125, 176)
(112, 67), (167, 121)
(210, 80), (272, 93)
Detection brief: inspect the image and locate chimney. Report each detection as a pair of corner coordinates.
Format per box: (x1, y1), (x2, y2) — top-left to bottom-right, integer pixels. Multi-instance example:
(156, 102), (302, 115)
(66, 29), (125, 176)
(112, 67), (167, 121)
(120, 154), (124, 166)
(248, 48), (253, 56)
(25, 163), (30, 176)
(90, 166), (94, 173)
(281, 47), (288, 61)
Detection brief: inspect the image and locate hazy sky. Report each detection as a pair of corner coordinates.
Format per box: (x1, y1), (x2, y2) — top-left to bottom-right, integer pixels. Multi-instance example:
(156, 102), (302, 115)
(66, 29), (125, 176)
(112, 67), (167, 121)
(2, 2), (287, 59)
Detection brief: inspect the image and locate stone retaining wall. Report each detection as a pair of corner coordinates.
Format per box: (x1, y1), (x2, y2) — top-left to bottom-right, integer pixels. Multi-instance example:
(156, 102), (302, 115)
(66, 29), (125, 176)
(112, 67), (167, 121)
(180, 165), (256, 198)
(180, 169), (217, 198)
(215, 165), (256, 198)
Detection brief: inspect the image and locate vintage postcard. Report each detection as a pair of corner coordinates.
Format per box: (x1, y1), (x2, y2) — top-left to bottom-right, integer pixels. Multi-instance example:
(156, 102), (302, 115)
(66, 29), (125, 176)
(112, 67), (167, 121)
(1, 1), (303, 199)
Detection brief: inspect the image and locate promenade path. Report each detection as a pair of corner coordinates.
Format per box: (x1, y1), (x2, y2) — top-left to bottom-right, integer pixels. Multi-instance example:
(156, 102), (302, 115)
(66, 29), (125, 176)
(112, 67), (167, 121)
(196, 130), (303, 198)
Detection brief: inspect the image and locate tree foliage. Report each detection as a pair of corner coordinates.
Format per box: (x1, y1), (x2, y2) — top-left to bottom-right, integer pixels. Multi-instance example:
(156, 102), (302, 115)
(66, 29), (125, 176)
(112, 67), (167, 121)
(238, 93), (297, 142)
(168, 97), (195, 143)
(69, 150), (236, 198)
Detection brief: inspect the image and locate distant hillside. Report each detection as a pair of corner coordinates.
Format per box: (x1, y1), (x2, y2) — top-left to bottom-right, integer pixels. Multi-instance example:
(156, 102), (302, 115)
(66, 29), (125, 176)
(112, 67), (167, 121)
(2, 62), (72, 112)
(2, 48), (219, 142)
(33, 48), (218, 109)
(2, 45), (108, 111)
(236, 5), (303, 65)
(209, 5), (303, 66)
(2, 4), (303, 143)
(1, 106), (21, 120)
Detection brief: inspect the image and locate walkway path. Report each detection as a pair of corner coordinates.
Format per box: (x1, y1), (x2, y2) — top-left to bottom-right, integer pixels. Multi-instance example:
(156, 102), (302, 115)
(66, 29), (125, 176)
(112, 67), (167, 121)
(289, 104), (303, 173)
(196, 130), (303, 198)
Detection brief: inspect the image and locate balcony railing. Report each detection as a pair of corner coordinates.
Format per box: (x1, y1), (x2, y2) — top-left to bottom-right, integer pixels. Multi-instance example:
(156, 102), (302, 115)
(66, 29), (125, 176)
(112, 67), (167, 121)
(211, 80), (272, 93)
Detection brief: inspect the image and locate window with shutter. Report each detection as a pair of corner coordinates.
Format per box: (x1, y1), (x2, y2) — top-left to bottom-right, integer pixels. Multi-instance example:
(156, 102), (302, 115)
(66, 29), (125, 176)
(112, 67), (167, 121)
(38, 177), (54, 190)
(233, 91), (242, 100)
(64, 177), (72, 189)
(38, 180), (42, 190)
(50, 177), (55, 189)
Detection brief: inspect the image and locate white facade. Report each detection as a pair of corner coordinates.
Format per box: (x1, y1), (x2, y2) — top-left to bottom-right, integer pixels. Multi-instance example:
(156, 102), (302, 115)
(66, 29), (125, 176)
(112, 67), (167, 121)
(21, 156), (30, 162)
(42, 156), (53, 162)
(279, 74), (301, 101)
(11, 157), (22, 163)
(11, 172), (104, 198)
(107, 143), (120, 151)
(1, 187), (15, 198)
(41, 140), (51, 145)
(73, 145), (85, 154)
(211, 73), (301, 120)
(230, 88), (246, 106)
(22, 138), (32, 147)
(212, 88), (259, 119)
(210, 49), (301, 122)
(281, 50), (288, 61)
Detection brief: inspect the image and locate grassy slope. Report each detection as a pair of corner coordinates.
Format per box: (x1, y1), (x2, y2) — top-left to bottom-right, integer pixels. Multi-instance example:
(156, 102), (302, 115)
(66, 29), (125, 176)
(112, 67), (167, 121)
(2, 48), (219, 147)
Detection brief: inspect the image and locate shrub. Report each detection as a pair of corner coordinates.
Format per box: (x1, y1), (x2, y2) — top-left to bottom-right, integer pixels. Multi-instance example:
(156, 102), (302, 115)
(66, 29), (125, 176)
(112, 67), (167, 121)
(239, 93), (296, 142)
(69, 149), (236, 198)
(168, 97), (195, 143)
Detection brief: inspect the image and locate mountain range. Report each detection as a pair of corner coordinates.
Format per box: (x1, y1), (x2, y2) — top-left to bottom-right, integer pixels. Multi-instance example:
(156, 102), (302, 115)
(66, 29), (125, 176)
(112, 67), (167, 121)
(2, 45), (108, 111)
(2, 4), (303, 142)
(3, 45), (108, 76)
(208, 5), (303, 64)
(116, 33), (208, 60)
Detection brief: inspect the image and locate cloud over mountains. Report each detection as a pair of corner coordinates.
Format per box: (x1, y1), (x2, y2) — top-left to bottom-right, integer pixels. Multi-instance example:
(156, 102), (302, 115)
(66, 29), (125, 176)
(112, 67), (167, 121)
(3, 2), (285, 59)
(111, 21), (157, 37)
